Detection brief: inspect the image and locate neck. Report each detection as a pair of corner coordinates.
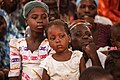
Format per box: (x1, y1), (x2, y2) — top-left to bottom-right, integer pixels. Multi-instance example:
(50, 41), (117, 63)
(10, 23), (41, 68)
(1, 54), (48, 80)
(29, 32), (45, 42)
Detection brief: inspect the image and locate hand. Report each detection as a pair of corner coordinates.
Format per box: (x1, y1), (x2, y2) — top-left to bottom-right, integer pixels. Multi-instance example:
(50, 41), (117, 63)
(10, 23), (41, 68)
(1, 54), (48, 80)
(82, 42), (97, 59)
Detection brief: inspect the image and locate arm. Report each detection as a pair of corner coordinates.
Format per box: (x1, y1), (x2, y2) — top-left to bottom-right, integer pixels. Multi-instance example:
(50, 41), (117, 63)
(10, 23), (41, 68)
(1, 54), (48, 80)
(82, 42), (102, 67)
(79, 56), (86, 73)
(8, 39), (21, 79)
(42, 69), (50, 80)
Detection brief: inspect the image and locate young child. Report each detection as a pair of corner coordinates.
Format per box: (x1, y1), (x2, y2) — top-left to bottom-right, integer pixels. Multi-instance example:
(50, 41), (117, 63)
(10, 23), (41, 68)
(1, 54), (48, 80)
(104, 22), (120, 80)
(80, 66), (114, 80)
(69, 20), (106, 69)
(105, 50), (120, 80)
(40, 19), (101, 80)
(8, 1), (54, 80)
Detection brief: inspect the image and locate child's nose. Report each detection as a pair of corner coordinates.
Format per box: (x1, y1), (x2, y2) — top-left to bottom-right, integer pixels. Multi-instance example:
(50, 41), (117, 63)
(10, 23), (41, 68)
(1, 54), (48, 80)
(55, 37), (61, 43)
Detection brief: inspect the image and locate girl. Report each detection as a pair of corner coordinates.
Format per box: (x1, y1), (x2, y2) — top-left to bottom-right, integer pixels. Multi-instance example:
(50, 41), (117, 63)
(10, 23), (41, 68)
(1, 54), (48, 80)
(40, 19), (101, 80)
(8, 1), (53, 80)
(69, 20), (106, 69)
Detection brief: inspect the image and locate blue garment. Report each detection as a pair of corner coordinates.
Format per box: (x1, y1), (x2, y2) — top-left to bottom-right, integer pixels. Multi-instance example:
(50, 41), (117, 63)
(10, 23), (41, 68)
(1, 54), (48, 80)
(0, 9), (23, 68)
(0, 42), (9, 68)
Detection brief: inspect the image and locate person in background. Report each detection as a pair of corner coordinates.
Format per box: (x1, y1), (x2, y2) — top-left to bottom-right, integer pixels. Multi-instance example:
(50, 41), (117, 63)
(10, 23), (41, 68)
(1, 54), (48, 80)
(69, 20), (106, 71)
(59, 0), (78, 23)
(8, 1), (54, 80)
(77, 0), (112, 49)
(42, 0), (60, 21)
(0, 12), (10, 80)
(1, 0), (23, 37)
(105, 50), (120, 80)
(80, 66), (114, 80)
(40, 19), (101, 80)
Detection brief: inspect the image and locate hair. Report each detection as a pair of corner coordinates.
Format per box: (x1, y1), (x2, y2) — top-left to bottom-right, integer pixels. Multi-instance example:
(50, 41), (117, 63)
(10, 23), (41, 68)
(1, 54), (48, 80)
(105, 50), (120, 70)
(80, 66), (113, 80)
(105, 50), (120, 80)
(111, 22), (120, 33)
(45, 19), (70, 38)
(80, 0), (97, 6)
(0, 16), (6, 24)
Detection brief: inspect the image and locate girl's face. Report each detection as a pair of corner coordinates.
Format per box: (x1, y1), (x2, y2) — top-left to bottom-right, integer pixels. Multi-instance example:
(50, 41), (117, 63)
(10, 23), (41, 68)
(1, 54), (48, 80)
(26, 7), (49, 33)
(47, 25), (70, 53)
(70, 24), (93, 50)
(0, 16), (7, 37)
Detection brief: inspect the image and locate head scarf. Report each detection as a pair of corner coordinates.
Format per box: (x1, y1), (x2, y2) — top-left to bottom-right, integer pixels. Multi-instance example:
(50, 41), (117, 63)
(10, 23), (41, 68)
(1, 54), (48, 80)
(23, 1), (49, 18)
(69, 20), (92, 30)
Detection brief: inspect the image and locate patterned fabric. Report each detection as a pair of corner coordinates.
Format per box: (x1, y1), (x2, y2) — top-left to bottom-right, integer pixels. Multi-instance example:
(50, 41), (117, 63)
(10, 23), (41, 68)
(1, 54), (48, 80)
(92, 23), (111, 49)
(8, 38), (54, 80)
(0, 9), (23, 68)
(0, 41), (9, 68)
(40, 50), (83, 80)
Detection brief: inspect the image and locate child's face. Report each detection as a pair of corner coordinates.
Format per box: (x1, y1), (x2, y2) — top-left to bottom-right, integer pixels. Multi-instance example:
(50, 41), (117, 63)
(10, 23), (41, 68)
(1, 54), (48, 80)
(70, 24), (93, 50)
(47, 25), (70, 53)
(0, 16), (7, 37)
(26, 7), (49, 33)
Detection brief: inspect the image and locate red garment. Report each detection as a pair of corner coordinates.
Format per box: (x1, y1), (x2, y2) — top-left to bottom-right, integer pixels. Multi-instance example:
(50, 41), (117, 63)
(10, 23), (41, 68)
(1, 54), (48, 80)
(98, 0), (120, 24)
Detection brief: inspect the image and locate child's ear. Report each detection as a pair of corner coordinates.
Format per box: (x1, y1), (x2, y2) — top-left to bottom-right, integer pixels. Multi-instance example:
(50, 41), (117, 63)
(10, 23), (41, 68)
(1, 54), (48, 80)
(24, 18), (28, 26)
(68, 35), (71, 43)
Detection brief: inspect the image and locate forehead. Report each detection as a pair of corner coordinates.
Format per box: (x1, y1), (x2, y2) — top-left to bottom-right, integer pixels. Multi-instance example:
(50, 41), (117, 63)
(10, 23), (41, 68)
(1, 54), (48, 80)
(48, 25), (65, 32)
(70, 24), (90, 32)
(29, 7), (47, 14)
(79, 0), (96, 6)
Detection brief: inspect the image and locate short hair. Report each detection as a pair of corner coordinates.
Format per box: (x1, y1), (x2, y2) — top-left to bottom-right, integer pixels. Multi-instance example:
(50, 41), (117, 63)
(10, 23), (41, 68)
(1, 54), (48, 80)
(45, 19), (70, 38)
(80, 66), (113, 80)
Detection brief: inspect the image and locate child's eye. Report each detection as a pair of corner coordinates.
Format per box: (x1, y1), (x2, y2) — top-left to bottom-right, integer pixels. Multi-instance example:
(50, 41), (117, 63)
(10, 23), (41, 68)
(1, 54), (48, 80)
(59, 34), (65, 39)
(31, 15), (38, 19)
(80, 5), (86, 9)
(89, 5), (96, 10)
(85, 31), (92, 37)
(49, 36), (56, 41)
(41, 14), (48, 20)
(75, 31), (82, 37)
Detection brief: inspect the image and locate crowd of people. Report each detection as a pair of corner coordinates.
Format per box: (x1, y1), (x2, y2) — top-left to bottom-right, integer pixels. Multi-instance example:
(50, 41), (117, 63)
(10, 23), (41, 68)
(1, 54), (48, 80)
(0, 0), (120, 80)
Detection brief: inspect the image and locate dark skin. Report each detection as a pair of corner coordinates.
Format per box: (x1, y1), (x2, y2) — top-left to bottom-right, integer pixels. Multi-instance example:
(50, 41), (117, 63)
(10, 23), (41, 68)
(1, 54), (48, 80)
(9, 7), (49, 80)
(77, 0), (97, 28)
(70, 24), (102, 72)
(43, 25), (72, 80)
(43, 0), (60, 21)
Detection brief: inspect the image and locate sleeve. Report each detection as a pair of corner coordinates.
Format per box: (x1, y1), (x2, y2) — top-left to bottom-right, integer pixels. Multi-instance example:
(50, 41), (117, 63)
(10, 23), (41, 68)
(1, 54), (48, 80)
(8, 39), (21, 77)
(97, 51), (107, 68)
(39, 56), (51, 75)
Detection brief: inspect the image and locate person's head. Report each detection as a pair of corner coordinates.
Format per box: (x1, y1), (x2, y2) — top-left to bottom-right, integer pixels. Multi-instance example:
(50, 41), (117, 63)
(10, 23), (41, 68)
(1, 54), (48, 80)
(0, 9), (9, 38)
(23, 1), (49, 33)
(80, 66), (114, 80)
(111, 22), (120, 50)
(105, 50), (120, 80)
(77, 0), (97, 20)
(42, 0), (60, 21)
(69, 20), (93, 51)
(0, 16), (7, 37)
(1, 0), (19, 14)
(45, 19), (71, 53)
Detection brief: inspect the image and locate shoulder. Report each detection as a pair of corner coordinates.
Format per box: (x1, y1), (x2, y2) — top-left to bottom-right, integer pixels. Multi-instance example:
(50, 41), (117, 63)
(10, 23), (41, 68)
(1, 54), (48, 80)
(71, 50), (83, 60)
